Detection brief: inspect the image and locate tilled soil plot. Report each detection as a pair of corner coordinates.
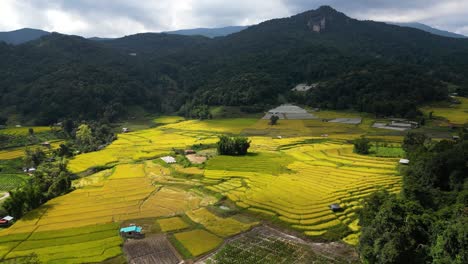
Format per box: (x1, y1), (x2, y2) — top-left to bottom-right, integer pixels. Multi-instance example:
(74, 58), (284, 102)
(124, 235), (182, 264)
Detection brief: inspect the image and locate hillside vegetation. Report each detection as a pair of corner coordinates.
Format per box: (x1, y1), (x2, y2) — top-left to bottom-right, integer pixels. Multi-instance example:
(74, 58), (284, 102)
(1, 6), (468, 124)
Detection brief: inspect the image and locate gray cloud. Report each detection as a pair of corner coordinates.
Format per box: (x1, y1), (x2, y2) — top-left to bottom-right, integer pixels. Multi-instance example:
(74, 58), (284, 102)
(0, 0), (467, 37)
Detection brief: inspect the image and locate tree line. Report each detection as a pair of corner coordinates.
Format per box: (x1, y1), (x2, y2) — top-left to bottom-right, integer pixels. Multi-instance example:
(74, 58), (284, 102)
(358, 131), (467, 263)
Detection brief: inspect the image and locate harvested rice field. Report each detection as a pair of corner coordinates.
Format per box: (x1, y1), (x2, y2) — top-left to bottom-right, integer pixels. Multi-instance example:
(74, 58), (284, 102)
(0, 116), (408, 262)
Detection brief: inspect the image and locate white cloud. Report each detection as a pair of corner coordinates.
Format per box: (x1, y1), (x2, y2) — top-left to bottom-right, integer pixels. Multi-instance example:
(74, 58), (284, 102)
(0, 0), (467, 37)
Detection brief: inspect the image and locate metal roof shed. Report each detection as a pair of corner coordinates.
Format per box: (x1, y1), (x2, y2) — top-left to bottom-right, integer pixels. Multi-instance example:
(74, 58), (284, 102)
(330, 203), (342, 212)
(399, 159), (410, 165)
(161, 156), (176, 164)
(2, 216), (14, 221)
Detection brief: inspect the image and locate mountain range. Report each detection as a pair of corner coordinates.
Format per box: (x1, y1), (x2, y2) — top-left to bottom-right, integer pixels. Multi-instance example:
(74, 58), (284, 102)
(0, 20), (465, 45)
(388, 22), (467, 39)
(0, 6), (467, 124)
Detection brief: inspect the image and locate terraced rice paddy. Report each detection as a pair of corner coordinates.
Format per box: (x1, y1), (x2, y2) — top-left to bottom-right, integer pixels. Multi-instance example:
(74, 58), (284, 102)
(0, 141), (65, 160)
(174, 229), (223, 257)
(157, 217), (190, 232)
(0, 126), (52, 136)
(421, 96), (468, 124)
(0, 148), (24, 160)
(0, 162), (216, 263)
(204, 141), (401, 241)
(186, 208), (257, 237)
(0, 117), (405, 262)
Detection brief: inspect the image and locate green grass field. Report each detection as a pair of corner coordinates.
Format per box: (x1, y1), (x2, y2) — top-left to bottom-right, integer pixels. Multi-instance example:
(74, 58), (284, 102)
(421, 96), (468, 124)
(0, 174), (28, 191)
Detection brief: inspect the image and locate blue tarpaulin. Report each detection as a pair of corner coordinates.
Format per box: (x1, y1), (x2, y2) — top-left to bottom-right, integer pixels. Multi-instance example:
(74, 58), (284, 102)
(120, 226), (142, 233)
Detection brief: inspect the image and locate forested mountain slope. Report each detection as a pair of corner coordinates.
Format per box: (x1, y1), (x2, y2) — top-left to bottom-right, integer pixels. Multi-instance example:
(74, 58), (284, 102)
(1, 6), (468, 124)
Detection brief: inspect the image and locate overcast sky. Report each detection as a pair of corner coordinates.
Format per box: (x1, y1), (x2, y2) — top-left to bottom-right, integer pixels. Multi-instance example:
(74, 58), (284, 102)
(1, 0), (467, 37)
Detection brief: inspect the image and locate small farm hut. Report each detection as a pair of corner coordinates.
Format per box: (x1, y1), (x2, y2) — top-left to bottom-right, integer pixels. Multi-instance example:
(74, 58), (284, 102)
(25, 167), (36, 173)
(122, 127), (130, 133)
(0, 216), (14, 227)
(330, 203), (342, 212)
(120, 225), (143, 239)
(41, 142), (51, 148)
(161, 156), (176, 164)
(399, 159), (410, 165)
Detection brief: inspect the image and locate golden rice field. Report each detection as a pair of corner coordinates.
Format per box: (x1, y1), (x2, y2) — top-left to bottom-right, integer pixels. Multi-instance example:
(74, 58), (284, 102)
(173, 229), (223, 256)
(0, 141), (65, 160)
(153, 116), (186, 124)
(0, 162), (216, 263)
(186, 208), (258, 237)
(0, 148), (24, 160)
(157, 217), (189, 232)
(0, 126), (52, 136)
(204, 142), (401, 242)
(421, 96), (468, 124)
(1, 117), (407, 262)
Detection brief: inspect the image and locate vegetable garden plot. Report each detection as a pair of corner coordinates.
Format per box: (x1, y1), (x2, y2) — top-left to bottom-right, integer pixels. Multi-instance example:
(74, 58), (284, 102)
(200, 226), (354, 264)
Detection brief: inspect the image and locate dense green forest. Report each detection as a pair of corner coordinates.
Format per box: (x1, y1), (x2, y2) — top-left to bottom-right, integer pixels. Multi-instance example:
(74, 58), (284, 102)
(1, 6), (468, 124)
(359, 132), (467, 263)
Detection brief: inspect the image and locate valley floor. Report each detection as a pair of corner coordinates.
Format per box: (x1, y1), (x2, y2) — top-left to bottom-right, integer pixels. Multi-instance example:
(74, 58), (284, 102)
(0, 111), (462, 263)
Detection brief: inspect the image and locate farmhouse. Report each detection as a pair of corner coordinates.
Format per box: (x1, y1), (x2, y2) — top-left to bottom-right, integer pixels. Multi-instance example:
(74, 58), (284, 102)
(0, 216), (14, 227)
(120, 225), (143, 239)
(262, 104), (316, 120)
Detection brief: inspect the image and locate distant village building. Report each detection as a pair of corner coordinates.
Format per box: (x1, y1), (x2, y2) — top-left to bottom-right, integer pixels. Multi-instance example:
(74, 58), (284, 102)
(122, 128), (130, 133)
(263, 104), (316, 120)
(292, 83), (317, 92)
(120, 225), (143, 239)
(41, 142), (51, 148)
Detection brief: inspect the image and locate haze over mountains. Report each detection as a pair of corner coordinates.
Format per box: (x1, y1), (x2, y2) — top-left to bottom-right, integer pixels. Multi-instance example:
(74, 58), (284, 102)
(0, 19), (465, 45)
(0, 6), (467, 125)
